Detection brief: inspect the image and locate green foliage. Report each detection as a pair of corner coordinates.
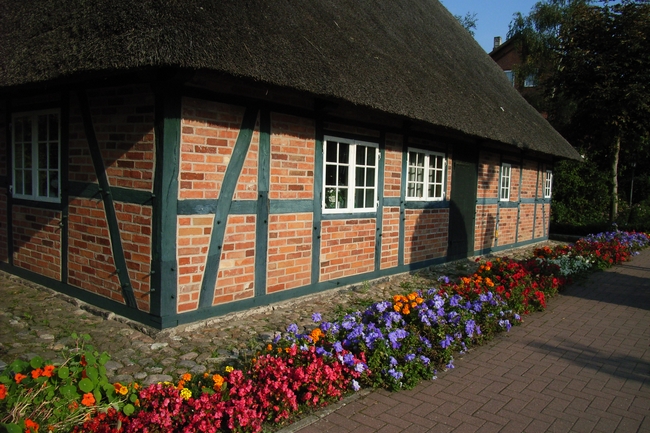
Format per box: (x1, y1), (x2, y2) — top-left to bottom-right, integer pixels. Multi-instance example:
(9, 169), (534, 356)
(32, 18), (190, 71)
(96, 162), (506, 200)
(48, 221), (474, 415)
(454, 12), (478, 36)
(0, 334), (137, 433)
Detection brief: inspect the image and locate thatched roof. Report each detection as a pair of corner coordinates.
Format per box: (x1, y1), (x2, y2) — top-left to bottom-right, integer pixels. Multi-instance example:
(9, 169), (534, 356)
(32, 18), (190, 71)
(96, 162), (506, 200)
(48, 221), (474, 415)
(0, 0), (580, 160)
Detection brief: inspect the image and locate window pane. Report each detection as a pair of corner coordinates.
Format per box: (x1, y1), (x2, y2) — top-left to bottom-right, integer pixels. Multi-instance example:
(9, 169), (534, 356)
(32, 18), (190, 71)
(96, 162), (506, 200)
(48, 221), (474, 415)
(367, 147), (375, 166)
(24, 145), (32, 169)
(15, 170), (23, 195)
(325, 187), (337, 208)
(38, 171), (47, 197)
(339, 143), (349, 164)
(355, 189), (364, 208)
(356, 167), (365, 187)
(326, 142), (338, 163)
(39, 142), (48, 169)
(338, 166), (348, 187)
(325, 165), (337, 186)
(23, 118), (32, 142)
(408, 166), (416, 182)
(14, 143), (23, 169)
(338, 188), (347, 208)
(356, 145), (366, 165)
(416, 183), (423, 197)
(365, 189), (374, 208)
(49, 143), (59, 171)
(416, 167), (424, 182)
(407, 183), (415, 197)
(366, 168), (375, 186)
(49, 172), (59, 198)
(24, 169), (33, 195)
(14, 119), (23, 142)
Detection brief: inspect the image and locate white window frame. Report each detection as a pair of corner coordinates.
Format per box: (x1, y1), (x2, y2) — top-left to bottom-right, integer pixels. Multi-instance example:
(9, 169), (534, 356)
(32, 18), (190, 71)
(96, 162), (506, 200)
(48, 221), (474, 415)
(500, 163), (511, 201)
(322, 136), (379, 213)
(504, 70), (515, 86)
(544, 170), (553, 198)
(12, 109), (61, 203)
(406, 149), (446, 201)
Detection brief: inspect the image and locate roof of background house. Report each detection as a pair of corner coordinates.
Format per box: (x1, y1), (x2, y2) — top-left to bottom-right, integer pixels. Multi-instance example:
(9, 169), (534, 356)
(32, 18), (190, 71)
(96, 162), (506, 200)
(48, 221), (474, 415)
(0, 0), (581, 160)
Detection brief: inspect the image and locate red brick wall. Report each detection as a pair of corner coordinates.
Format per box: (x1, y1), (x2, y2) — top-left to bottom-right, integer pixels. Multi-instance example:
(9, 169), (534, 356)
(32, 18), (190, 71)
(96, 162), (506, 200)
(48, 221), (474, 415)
(535, 203), (550, 238)
(179, 98), (252, 200)
(12, 206), (62, 280)
(518, 204), (535, 242)
(68, 198), (122, 302)
(384, 134), (403, 198)
(477, 151), (500, 199)
(267, 213), (312, 293)
(320, 219), (375, 281)
(403, 209), (448, 264)
(69, 86), (155, 190)
(177, 215), (213, 313)
(521, 160), (540, 199)
(213, 215), (256, 305)
(115, 202), (152, 312)
(475, 205), (498, 251)
(498, 207), (518, 246)
(270, 113), (315, 200)
(381, 207), (400, 270)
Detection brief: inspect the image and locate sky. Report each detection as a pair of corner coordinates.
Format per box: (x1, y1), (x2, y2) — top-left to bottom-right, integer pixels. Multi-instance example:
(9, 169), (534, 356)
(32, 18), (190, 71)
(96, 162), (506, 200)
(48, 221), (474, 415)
(440, 0), (540, 52)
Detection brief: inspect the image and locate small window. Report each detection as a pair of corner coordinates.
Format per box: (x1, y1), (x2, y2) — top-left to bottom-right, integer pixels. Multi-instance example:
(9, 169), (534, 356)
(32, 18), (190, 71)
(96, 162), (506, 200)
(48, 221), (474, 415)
(12, 110), (61, 203)
(504, 70), (515, 86)
(406, 149), (446, 201)
(500, 163), (511, 201)
(524, 74), (536, 88)
(323, 136), (378, 212)
(544, 170), (553, 198)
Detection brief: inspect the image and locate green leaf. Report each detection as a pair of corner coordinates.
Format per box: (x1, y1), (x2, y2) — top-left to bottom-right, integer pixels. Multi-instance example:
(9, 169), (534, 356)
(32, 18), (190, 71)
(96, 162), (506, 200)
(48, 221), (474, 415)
(2, 423), (23, 433)
(84, 353), (96, 366)
(57, 366), (70, 379)
(123, 404), (135, 416)
(60, 384), (78, 399)
(8, 359), (28, 373)
(129, 393), (138, 403)
(99, 352), (110, 365)
(94, 389), (102, 405)
(86, 366), (99, 382)
(79, 378), (94, 393)
(29, 356), (43, 369)
(71, 332), (78, 340)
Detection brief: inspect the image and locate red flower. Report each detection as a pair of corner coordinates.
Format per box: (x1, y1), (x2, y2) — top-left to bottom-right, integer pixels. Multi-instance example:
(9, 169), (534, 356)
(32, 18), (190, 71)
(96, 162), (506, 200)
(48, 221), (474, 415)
(0, 384), (6, 400)
(14, 373), (27, 384)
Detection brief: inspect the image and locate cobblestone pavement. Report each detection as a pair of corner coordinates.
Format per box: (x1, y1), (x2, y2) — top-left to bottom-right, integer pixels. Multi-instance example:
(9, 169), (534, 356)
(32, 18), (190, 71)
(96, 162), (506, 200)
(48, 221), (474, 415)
(0, 243), (552, 387)
(292, 248), (650, 433)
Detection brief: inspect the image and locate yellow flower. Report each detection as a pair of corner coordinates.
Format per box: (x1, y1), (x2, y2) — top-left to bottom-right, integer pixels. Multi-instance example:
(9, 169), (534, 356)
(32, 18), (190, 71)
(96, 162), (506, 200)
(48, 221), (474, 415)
(118, 385), (128, 395)
(225, 366), (234, 373)
(180, 388), (192, 400)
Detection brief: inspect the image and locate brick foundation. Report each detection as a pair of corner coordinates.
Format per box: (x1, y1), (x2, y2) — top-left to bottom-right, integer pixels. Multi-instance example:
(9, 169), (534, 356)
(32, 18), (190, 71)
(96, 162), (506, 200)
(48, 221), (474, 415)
(267, 213), (312, 293)
(320, 219), (376, 281)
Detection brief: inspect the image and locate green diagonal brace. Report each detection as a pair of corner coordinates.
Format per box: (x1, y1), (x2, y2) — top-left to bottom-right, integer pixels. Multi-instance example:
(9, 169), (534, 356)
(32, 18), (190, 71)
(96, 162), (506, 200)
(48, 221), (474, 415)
(77, 90), (137, 309)
(199, 107), (258, 308)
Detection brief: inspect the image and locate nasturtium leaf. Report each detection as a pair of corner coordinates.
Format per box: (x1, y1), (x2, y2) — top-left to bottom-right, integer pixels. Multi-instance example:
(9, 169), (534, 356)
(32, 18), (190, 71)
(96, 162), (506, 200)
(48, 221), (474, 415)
(85, 353), (96, 365)
(86, 366), (99, 382)
(123, 404), (135, 416)
(130, 393), (138, 403)
(94, 389), (102, 405)
(79, 378), (94, 393)
(8, 359), (28, 373)
(57, 366), (70, 379)
(29, 356), (43, 369)
(60, 384), (78, 399)
(99, 353), (110, 365)
(2, 423), (23, 433)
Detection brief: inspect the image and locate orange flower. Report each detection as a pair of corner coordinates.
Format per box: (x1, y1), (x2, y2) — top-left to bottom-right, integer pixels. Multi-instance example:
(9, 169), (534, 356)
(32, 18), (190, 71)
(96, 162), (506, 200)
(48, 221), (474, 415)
(0, 384), (6, 399)
(310, 328), (323, 343)
(212, 374), (224, 390)
(15, 373), (27, 384)
(42, 365), (55, 378)
(68, 401), (79, 412)
(176, 380), (185, 390)
(81, 392), (95, 407)
(31, 368), (43, 379)
(266, 344), (273, 351)
(182, 373), (192, 382)
(25, 419), (39, 433)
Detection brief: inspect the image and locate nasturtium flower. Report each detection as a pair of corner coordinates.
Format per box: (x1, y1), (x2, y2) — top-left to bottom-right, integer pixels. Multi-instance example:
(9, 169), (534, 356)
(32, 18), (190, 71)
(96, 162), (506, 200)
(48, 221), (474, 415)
(81, 392), (95, 407)
(31, 368), (43, 379)
(0, 384), (6, 400)
(42, 365), (55, 378)
(24, 419), (39, 433)
(14, 373), (27, 384)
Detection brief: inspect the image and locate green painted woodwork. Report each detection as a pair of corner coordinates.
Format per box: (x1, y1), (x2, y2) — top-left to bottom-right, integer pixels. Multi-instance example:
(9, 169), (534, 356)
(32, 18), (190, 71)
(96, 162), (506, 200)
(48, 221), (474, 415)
(77, 90), (137, 309)
(311, 119), (324, 285)
(198, 107), (259, 308)
(255, 109), (271, 298)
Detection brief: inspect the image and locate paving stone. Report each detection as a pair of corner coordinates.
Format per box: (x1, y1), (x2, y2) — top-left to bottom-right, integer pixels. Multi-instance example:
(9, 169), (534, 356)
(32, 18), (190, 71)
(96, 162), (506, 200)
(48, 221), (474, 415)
(142, 374), (173, 386)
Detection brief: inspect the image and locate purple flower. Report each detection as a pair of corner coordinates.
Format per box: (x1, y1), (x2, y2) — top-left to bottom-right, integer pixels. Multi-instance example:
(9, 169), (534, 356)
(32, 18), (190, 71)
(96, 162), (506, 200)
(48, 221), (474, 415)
(374, 301), (391, 313)
(420, 355), (430, 365)
(419, 335), (432, 348)
(342, 353), (355, 367)
(363, 323), (384, 349)
(333, 341), (344, 353)
(388, 368), (403, 380)
(388, 329), (408, 349)
(355, 363), (367, 373)
(405, 353), (416, 362)
(351, 380), (360, 391)
(440, 334), (454, 349)
(389, 356), (398, 366)
(312, 312), (322, 323)
(446, 359), (455, 370)
(438, 275), (450, 284)
(499, 319), (512, 331)
(465, 319), (476, 338)
(320, 321), (332, 332)
(449, 294), (462, 307)
(287, 323), (299, 334)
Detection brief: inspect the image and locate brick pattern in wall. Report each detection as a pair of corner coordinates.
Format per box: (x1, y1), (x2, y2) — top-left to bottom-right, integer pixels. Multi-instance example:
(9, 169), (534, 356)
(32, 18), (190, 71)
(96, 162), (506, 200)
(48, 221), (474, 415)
(475, 205), (498, 251)
(383, 134), (403, 198)
(68, 198), (123, 303)
(68, 86), (155, 190)
(115, 202), (152, 312)
(12, 206), (62, 280)
(213, 215), (256, 305)
(518, 203), (535, 242)
(403, 209), (448, 265)
(270, 113), (315, 200)
(177, 215), (214, 313)
(521, 160), (540, 199)
(477, 151), (501, 199)
(535, 203), (550, 238)
(498, 207), (518, 246)
(180, 98), (249, 200)
(320, 219), (375, 281)
(267, 213), (312, 293)
(380, 207), (400, 270)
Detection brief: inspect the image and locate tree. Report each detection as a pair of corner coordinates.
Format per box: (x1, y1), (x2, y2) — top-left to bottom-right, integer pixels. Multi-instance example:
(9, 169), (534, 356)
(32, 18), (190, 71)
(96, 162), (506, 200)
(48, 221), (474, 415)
(509, 0), (650, 224)
(455, 12), (478, 36)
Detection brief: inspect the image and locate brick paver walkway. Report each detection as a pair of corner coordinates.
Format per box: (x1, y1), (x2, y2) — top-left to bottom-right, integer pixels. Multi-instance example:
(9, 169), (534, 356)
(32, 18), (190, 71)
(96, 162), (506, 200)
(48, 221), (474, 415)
(294, 249), (650, 433)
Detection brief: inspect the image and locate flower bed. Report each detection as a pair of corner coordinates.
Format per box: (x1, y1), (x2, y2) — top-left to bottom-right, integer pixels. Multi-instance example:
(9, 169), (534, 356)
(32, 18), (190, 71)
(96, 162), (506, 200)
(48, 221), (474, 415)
(1, 230), (648, 433)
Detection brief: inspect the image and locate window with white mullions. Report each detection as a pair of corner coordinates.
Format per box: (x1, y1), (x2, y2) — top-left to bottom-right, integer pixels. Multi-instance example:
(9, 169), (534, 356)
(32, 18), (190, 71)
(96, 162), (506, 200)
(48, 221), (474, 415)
(406, 149), (446, 201)
(12, 110), (61, 203)
(544, 170), (553, 198)
(323, 136), (378, 212)
(500, 163), (511, 201)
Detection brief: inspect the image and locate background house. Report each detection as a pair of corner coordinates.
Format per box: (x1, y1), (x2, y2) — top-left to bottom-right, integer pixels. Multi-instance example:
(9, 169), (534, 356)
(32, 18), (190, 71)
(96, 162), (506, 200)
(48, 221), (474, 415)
(0, 0), (580, 329)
